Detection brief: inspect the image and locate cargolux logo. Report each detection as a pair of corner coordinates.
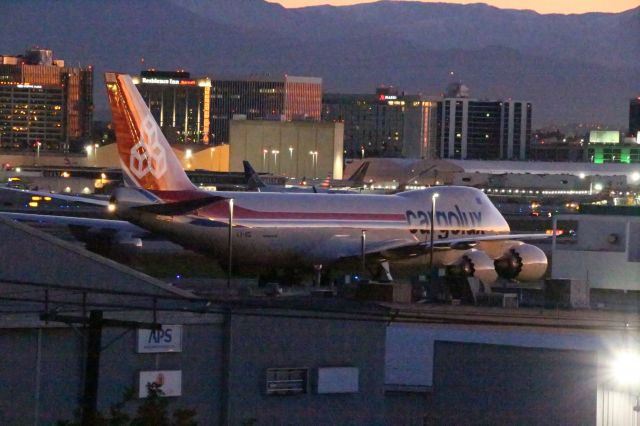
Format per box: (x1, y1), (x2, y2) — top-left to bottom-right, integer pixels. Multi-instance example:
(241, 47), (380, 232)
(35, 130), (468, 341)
(129, 114), (167, 179)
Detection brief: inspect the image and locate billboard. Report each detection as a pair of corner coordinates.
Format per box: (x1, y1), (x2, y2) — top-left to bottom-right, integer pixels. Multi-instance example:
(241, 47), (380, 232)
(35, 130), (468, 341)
(589, 131), (620, 144)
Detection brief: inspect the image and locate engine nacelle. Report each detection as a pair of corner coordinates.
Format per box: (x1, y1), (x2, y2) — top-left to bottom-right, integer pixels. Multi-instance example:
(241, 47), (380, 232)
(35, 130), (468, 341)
(446, 249), (498, 285)
(494, 243), (547, 282)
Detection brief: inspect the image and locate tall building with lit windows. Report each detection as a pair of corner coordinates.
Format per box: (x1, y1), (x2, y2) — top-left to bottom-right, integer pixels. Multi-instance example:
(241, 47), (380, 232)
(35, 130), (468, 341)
(322, 87), (438, 159)
(0, 48), (93, 152)
(630, 97), (640, 138)
(436, 83), (532, 160)
(134, 70), (211, 144)
(322, 87), (406, 158)
(210, 75), (322, 145)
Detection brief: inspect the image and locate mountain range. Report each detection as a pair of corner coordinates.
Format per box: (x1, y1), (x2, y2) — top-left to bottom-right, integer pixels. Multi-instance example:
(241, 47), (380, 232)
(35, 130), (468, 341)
(1, 0), (638, 128)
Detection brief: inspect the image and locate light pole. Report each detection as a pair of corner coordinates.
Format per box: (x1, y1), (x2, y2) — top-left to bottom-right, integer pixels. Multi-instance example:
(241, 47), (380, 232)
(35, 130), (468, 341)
(94, 143), (99, 166)
(227, 198), (234, 289)
(271, 149), (279, 173)
(429, 193), (439, 284)
(309, 150), (318, 178)
(35, 141), (41, 165)
(262, 149), (268, 171)
(289, 146), (294, 177)
(85, 144), (93, 165)
(361, 146), (365, 159)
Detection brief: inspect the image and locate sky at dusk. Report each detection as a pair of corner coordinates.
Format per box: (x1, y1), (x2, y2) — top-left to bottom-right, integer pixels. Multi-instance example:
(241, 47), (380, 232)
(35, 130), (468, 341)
(274, 0), (639, 14)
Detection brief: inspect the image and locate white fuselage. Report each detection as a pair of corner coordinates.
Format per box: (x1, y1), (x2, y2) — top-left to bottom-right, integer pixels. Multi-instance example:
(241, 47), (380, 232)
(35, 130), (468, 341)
(125, 187), (510, 268)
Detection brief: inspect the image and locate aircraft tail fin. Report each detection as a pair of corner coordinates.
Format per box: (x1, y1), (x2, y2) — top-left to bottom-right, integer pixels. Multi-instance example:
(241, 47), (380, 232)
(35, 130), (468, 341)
(320, 173), (332, 189)
(243, 160), (266, 190)
(347, 161), (369, 186)
(105, 73), (195, 192)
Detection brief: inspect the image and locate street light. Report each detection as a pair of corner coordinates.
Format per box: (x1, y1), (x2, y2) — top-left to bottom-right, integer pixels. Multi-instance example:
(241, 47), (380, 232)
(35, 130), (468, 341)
(610, 350), (640, 388)
(309, 150), (318, 178)
(262, 148), (268, 171)
(271, 149), (279, 173)
(94, 143), (99, 165)
(227, 198), (234, 289)
(35, 141), (41, 165)
(428, 193), (439, 285)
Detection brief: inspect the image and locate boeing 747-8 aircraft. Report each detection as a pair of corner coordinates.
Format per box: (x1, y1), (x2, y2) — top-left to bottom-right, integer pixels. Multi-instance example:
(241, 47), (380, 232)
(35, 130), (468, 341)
(101, 73), (547, 284)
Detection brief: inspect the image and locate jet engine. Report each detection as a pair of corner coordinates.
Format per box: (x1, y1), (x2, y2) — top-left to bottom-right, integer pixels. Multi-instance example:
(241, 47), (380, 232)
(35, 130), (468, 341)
(446, 249), (498, 285)
(494, 242), (547, 281)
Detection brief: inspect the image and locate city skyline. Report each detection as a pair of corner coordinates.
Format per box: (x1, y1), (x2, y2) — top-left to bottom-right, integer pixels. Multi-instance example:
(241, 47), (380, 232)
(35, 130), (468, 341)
(275, 0), (639, 14)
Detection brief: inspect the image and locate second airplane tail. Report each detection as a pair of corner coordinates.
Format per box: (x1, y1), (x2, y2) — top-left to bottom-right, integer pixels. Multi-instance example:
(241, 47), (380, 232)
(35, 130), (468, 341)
(105, 73), (195, 193)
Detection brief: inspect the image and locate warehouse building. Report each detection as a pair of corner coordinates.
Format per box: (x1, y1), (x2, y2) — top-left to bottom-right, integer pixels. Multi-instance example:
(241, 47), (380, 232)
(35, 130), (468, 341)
(1, 216), (639, 425)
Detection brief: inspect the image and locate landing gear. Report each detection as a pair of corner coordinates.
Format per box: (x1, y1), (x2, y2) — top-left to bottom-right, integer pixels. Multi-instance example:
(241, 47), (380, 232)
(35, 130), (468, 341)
(373, 260), (393, 282)
(258, 268), (305, 287)
(313, 264), (323, 287)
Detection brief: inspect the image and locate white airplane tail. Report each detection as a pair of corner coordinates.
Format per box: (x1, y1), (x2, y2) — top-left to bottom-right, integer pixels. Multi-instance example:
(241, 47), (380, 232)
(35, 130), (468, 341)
(105, 73), (195, 192)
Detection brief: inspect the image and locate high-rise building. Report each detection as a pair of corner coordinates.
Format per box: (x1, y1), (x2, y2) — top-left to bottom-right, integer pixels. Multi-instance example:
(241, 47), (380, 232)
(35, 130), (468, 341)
(210, 75), (322, 145)
(0, 48), (93, 152)
(630, 97), (640, 138)
(322, 87), (438, 159)
(436, 87), (532, 160)
(134, 70), (211, 144)
(403, 99), (440, 159)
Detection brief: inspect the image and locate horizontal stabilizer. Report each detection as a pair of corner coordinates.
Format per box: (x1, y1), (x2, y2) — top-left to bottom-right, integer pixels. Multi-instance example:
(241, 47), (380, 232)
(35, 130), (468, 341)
(132, 196), (225, 215)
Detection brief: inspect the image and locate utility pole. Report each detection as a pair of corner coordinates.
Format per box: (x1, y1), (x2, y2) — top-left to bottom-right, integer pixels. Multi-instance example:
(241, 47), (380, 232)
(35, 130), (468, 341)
(39, 310), (161, 425)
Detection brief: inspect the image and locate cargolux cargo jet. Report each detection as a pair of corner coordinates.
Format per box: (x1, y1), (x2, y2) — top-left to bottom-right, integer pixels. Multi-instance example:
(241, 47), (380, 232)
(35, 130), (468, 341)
(104, 72), (547, 284)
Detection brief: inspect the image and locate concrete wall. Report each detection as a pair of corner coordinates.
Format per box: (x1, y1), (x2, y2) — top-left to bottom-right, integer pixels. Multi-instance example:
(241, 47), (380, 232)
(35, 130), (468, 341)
(0, 308), (387, 425)
(0, 317), (225, 425)
(0, 328), (83, 425)
(229, 120), (344, 179)
(430, 342), (598, 425)
(227, 312), (386, 426)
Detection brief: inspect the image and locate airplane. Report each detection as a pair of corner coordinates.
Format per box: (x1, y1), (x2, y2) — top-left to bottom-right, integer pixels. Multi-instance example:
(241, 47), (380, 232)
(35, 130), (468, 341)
(243, 160), (364, 193)
(98, 72), (548, 285)
(296, 161), (369, 191)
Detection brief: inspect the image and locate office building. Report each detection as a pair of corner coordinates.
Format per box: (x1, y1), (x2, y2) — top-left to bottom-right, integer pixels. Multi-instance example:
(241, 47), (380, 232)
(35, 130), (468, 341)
(436, 84), (532, 160)
(630, 97), (640, 138)
(211, 75), (322, 145)
(585, 130), (640, 164)
(0, 48), (93, 152)
(322, 87), (438, 159)
(133, 70), (211, 144)
(403, 99), (439, 159)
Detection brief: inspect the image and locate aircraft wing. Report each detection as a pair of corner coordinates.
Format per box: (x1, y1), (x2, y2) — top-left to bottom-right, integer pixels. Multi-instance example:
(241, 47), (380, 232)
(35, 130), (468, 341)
(0, 186), (110, 206)
(343, 232), (552, 260)
(0, 211), (148, 236)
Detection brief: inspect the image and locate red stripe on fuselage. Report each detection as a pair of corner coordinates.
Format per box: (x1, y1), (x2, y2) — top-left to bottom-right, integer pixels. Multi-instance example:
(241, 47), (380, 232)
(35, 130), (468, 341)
(149, 190), (406, 222)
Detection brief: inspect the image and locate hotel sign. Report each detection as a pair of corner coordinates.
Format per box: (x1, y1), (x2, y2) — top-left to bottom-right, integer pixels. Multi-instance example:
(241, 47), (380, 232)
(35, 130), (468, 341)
(141, 77), (196, 86)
